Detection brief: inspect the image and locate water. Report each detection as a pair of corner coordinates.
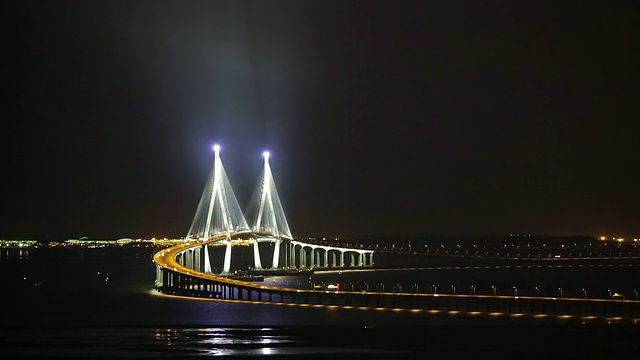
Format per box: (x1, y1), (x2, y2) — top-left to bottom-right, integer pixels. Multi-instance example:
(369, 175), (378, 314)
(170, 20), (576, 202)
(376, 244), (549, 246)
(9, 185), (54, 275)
(309, 265), (640, 299)
(2, 247), (640, 358)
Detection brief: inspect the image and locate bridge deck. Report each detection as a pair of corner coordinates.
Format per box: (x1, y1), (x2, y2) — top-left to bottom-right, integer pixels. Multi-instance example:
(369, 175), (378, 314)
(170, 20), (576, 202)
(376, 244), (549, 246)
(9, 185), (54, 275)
(153, 237), (640, 320)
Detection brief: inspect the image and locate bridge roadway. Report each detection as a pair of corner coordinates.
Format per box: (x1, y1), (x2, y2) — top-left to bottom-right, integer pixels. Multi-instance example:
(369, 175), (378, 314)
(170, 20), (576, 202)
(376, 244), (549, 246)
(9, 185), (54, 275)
(153, 235), (640, 320)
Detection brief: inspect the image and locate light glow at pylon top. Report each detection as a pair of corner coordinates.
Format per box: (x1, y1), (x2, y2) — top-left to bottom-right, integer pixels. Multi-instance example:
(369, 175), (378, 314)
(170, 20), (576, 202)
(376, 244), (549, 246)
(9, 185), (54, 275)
(213, 144), (220, 152)
(245, 150), (292, 239)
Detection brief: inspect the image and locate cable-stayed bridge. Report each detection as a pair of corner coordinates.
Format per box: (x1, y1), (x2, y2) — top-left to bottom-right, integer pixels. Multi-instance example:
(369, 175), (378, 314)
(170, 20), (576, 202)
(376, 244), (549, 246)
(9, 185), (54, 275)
(152, 147), (640, 319)
(174, 145), (373, 275)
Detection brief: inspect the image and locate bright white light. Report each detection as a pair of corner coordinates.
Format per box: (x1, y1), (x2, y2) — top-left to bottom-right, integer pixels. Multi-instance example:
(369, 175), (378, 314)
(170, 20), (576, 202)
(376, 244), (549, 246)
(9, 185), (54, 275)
(263, 151), (270, 158)
(213, 144), (220, 152)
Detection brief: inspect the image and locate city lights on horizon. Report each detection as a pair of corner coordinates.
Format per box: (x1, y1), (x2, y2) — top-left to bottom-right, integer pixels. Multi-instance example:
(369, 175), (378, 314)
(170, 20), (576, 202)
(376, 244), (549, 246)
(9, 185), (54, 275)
(599, 236), (639, 242)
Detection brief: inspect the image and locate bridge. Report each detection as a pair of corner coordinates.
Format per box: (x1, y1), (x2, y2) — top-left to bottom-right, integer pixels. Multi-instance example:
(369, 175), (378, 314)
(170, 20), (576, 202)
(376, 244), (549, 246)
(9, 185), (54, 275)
(153, 146), (640, 320)
(159, 145), (373, 276)
(154, 236), (640, 319)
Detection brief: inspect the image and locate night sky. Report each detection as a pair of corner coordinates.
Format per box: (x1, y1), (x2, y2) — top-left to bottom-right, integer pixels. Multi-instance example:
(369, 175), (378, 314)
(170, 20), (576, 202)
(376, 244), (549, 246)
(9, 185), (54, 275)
(3, 1), (639, 240)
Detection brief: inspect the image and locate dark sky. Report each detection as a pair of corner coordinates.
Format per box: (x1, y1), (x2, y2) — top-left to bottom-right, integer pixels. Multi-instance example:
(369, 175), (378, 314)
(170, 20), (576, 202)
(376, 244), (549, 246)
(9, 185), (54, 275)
(3, 1), (639, 240)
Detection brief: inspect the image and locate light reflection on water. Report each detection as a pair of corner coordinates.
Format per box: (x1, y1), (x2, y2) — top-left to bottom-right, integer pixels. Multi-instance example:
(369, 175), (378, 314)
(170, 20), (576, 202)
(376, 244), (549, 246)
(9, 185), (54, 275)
(154, 327), (294, 347)
(0, 327), (406, 357)
(151, 327), (308, 356)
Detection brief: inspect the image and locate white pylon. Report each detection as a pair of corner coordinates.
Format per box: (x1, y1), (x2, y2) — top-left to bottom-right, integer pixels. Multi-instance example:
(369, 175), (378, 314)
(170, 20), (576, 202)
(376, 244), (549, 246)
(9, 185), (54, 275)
(185, 145), (249, 242)
(247, 151), (292, 239)
(184, 145), (249, 275)
(245, 151), (292, 270)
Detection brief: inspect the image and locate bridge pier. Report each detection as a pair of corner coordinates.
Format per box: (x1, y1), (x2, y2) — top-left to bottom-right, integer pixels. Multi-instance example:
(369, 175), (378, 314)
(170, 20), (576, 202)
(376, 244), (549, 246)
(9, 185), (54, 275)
(271, 239), (282, 269)
(289, 243), (295, 269)
(253, 240), (263, 270)
(222, 241), (232, 274)
(204, 245), (212, 273)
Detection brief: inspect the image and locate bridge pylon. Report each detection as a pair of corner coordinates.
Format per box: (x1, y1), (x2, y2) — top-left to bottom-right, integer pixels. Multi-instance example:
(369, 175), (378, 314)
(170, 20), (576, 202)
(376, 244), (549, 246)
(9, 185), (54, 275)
(246, 151), (292, 270)
(184, 145), (249, 274)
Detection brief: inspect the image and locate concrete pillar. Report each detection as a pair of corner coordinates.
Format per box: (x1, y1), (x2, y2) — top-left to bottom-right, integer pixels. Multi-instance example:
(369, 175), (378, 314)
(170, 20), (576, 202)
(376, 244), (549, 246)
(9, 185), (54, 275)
(204, 245), (212, 273)
(272, 239), (282, 269)
(291, 244), (297, 268)
(194, 248), (201, 271)
(288, 244), (294, 269)
(324, 250), (328, 268)
(285, 240), (290, 269)
(193, 249), (197, 269)
(253, 240), (263, 270)
(223, 241), (232, 274)
(155, 265), (161, 285)
(340, 251), (345, 267)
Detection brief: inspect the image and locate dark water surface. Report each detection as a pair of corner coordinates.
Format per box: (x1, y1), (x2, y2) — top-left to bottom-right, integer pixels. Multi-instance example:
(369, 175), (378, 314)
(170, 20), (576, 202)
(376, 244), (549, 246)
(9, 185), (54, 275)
(1, 247), (639, 358)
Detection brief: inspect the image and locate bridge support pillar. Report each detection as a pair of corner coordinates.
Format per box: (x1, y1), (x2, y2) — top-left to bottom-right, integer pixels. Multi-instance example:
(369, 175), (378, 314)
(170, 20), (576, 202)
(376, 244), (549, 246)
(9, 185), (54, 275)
(290, 243), (295, 269)
(310, 247), (316, 267)
(253, 240), (263, 270)
(204, 245), (212, 273)
(288, 244), (294, 269)
(271, 239), (282, 269)
(194, 248), (201, 271)
(223, 241), (232, 274)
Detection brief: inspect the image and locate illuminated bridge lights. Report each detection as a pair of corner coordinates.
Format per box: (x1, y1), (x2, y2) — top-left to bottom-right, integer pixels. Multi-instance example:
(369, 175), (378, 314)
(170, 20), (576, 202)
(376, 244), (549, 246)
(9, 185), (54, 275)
(152, 148), (640, 321)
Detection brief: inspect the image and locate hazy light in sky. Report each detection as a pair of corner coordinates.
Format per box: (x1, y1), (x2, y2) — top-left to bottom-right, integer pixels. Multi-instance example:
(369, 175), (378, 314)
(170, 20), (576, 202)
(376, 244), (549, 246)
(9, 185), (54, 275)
(4, 1), (638, 239)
